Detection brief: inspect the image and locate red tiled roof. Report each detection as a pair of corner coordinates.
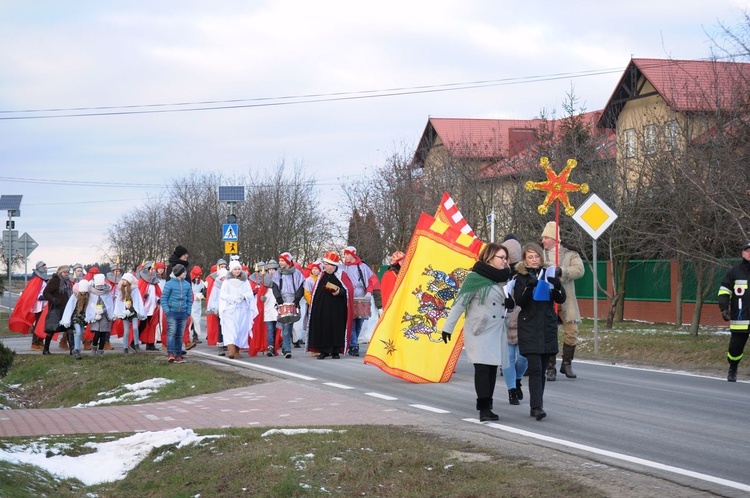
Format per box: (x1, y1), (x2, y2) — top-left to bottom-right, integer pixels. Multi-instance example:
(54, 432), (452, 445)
(427, 117), (546, 159)
(634, 58), (750, 112)
(599, 58), (750, 128)
(416, 112), (614, 180)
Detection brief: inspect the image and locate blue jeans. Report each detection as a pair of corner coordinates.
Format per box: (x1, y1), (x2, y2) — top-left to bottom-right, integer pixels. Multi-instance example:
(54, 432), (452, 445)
(281, 322), (293, 353)
(123, 318), (140, 349)
(502, 343), (528, 390)
(350, 318), (364, 350)
(73, 323), (84, 352)
(166, 312), (189, 356)
(266, 321), (277, 351)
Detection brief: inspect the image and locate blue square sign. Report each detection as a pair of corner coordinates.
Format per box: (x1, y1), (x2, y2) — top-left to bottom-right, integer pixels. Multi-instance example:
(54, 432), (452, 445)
(222, 223), (239, 241)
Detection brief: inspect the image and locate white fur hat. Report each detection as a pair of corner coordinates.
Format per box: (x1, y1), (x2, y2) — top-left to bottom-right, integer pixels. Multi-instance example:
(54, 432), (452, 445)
(122, 272), (137, 286)
(78, 280), (90, 293)
(228, 261), (242, 271)
(93, 274), (106, 287)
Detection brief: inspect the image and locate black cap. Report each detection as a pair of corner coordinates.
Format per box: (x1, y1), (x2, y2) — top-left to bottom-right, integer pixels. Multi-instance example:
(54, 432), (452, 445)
(174, 245), (188, 258)
(743, 242), (750, 252)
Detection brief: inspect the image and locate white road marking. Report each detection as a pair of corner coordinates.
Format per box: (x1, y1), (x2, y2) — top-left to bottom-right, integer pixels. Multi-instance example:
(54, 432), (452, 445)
(365, 392), (398, 400)
(464, 418), (750, 493)
(190, 351), (317, 380)
(410, 404), (450, 414)
(323, 382), (355, 390)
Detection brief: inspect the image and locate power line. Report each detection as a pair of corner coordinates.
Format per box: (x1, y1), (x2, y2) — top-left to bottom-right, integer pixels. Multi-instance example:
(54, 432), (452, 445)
(0, 173), (366, 197)
(0, 67), (625, 120)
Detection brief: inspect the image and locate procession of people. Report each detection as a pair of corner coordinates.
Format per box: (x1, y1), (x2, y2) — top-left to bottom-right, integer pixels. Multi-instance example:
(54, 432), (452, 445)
(8, 245), (381, 364)
(8, 231), (746, 426)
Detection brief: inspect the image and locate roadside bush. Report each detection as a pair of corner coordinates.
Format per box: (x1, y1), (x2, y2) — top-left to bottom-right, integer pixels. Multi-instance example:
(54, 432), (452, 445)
(0, 340), (15, 377)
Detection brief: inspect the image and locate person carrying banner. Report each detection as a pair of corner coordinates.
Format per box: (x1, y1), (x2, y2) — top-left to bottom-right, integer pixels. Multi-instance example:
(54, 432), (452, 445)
(441, 242), (514, 422)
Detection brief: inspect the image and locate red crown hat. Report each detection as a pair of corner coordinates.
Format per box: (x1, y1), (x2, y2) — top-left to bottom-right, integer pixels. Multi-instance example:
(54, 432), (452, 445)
(155, 261), (167, 270)
(343, 246), (357, 257)
(323, 251), (341, 265)
(390, 251), (405, 265)
(190, 266), (203, 278)
(278, 252), (293, 267)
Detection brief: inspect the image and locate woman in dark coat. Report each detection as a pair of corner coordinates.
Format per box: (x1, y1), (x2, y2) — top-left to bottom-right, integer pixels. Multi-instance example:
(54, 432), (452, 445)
(42, 265), (73, 355)
(513, 243), (565, 420)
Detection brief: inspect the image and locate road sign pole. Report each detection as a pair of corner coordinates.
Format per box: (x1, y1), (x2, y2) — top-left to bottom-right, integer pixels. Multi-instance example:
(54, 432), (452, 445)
(24, 237), (28, 286)
(593, 238), (598, 355)
(6, 212), (11, 316)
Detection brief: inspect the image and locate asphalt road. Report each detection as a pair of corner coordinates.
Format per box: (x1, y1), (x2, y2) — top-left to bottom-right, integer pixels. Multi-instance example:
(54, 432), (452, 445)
(3, 324), (748, 496)
(189, 343), (750, 496)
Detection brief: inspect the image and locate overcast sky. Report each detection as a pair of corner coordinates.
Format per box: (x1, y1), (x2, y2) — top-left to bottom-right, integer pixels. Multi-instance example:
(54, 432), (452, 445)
(1, 0), (748, 269)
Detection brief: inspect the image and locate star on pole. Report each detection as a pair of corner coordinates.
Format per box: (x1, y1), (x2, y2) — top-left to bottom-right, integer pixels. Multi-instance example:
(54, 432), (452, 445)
(525, 157), (589, 215)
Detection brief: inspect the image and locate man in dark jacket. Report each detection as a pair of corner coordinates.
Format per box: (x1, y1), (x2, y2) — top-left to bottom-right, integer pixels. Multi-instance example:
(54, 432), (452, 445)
(718, 241), (750, 382)
(166, 245), (190, 281)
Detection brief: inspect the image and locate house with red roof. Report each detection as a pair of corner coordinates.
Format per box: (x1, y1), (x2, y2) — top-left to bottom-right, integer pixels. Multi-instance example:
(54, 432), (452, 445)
(597, 58), (750, 161)
(410, 57), (750, 326)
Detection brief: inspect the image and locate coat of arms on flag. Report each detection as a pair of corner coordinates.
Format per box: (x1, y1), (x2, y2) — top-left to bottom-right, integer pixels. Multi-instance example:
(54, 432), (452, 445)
(364, 211), (483, 383)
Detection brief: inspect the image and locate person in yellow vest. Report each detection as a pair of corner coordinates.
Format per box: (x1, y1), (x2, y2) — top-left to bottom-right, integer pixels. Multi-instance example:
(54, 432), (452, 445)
(541, 221), (584, 381)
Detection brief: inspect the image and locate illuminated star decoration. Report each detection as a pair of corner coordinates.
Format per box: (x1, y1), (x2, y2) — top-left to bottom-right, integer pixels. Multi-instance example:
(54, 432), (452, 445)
(525, 157), (589, 215)
(380, 339), (397, 355)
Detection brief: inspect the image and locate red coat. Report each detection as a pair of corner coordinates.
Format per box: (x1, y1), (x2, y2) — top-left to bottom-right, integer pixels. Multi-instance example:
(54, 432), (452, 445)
(8, 276), (46, 334)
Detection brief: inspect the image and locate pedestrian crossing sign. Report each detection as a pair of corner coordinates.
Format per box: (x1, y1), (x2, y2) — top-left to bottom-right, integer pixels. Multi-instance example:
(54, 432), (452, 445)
(222, 223), (238, 241)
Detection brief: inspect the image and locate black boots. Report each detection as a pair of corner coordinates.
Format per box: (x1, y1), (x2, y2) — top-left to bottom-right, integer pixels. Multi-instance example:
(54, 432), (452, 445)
(530, 407), (547, 420)
(560, 344), (577, 379)
(728, 363), (738, 382)
(42, 334), (53, 355)
(477, 397), (499, 422)
(508, 389), (519, 405)
(515, 379), (524, 400)
(546, 356), (557, 381)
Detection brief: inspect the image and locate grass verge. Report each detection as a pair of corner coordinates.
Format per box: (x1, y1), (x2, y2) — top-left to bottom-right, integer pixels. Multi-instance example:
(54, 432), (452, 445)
(0, 353), (258, 409)
(0, 427), (604, 497)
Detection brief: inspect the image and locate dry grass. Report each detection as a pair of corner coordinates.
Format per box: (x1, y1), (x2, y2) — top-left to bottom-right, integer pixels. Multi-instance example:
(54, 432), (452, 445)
(1, 428), (606, 497)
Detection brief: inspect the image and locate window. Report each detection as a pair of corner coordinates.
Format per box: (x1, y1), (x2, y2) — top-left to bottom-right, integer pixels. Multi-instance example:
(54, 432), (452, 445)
(664, 120), (678, 151)
(624, 128), (636, 158)
(644, 124), (656, 155)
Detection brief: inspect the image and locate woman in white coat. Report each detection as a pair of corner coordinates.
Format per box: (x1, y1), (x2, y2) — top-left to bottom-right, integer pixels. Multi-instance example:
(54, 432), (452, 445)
(441, 242), (514, 422)
(113, 272), (146, 353)
(219, 261), (258, 359)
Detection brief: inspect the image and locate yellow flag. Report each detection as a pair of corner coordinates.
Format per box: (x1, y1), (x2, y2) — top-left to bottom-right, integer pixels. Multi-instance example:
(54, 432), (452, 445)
(364, 213), (483, 383)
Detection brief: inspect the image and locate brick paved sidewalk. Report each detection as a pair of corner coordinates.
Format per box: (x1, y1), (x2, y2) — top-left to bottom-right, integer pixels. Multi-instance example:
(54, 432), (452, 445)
(0, 335), (425, 437)
(0, 380), (422, 437)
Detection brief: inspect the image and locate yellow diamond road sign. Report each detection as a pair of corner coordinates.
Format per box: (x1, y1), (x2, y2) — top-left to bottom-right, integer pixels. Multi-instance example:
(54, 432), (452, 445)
(572, 193), (617, 240)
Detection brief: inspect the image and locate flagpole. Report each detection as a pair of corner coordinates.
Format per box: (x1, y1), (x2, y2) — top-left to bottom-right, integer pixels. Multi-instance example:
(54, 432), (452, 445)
(490, 210), (495, 242)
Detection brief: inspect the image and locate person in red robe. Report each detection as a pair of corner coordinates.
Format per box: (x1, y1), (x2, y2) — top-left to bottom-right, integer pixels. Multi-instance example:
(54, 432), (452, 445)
(9, 261), (50, 350)
(380, 250), (404, 312)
